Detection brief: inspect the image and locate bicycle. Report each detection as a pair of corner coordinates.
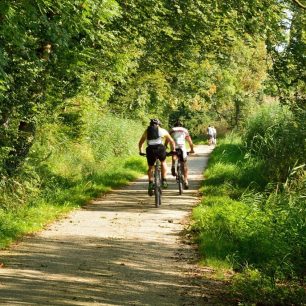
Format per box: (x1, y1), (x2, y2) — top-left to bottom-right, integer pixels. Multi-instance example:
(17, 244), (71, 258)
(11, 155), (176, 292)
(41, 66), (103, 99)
(140, 152), (174, 208)
(174, 149), (190, 195)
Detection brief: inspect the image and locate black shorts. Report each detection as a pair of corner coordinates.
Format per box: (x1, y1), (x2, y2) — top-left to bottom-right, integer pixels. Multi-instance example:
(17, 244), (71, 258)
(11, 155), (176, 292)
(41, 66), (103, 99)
(146, 144), (167, 166)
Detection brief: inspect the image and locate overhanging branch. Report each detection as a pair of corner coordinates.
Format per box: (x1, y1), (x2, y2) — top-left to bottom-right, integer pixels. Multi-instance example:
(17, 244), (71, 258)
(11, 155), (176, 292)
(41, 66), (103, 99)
(292, 0), (306, 9)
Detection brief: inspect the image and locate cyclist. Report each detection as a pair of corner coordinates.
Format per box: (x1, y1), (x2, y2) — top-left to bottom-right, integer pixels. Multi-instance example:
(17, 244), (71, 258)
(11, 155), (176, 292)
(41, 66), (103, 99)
(166, 120), (194, 189)
(138, 118), (176, 196)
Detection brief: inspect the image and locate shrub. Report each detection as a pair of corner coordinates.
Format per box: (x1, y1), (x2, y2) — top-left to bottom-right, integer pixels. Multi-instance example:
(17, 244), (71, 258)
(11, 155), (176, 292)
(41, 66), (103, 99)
(231, 268), (306, 305)
(243, 104), (305, 182)
(192, 133), (305, 304)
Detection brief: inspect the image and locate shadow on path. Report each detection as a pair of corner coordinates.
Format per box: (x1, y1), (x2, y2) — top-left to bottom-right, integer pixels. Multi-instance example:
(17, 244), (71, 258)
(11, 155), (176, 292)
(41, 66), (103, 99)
(0, 145), (232, 305)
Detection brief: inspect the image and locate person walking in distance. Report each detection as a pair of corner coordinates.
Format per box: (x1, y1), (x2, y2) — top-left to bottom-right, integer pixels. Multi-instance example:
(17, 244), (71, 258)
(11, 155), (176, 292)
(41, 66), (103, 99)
(207, 125), (213, 145)
(166, 120), (195, 189)
(138, 119), (176, 196)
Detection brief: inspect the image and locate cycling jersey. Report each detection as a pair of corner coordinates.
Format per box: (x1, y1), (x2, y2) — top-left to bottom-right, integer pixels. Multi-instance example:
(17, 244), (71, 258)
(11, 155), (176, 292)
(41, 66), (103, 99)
(170, 127), (190, 159)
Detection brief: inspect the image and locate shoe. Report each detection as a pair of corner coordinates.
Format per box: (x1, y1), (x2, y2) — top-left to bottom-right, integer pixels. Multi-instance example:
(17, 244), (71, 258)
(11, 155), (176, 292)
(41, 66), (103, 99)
(162, 179), (168, 189)
(171, 166), (176, 177)
(148, 182), (154, 196)
(184, 181), (189, 189)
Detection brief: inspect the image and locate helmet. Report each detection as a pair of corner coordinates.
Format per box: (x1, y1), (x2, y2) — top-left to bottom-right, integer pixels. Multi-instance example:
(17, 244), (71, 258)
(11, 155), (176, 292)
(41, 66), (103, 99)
(150, 118), (161, 126)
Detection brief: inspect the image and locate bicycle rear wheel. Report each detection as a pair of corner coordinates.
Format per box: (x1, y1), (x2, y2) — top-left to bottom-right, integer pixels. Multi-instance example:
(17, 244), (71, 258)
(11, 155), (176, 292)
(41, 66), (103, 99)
(177, 161), (183, 195)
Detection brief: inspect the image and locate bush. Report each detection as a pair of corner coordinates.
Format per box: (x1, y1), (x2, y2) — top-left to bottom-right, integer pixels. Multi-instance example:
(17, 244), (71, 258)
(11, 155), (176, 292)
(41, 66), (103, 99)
(243, 104), (306, 182)
(231, 268), (306, 305)
(84, 113), (143, 160)
(192, 134), (305, 304)
(0, 105), (146, 248)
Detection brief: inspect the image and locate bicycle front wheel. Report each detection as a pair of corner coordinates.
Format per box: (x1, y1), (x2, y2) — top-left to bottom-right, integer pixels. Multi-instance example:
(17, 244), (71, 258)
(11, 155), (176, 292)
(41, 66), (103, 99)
(154, 161), (162, 207)
(155, 186), (161, 207)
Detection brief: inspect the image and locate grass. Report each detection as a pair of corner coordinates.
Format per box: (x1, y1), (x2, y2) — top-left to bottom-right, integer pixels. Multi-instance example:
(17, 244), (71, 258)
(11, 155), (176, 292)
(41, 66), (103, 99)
(193, 135), (209, 145)
(191, 134), (305, 305)
(0, 156), (147, 249)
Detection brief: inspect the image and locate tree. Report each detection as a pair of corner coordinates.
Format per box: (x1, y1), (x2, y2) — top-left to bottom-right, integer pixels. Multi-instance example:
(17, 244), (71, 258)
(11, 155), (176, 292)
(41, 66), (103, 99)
(0, 0), (120, 175)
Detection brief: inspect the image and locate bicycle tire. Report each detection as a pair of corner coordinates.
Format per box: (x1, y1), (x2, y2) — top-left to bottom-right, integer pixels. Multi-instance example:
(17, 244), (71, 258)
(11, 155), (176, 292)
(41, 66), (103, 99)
(154, 160), (162, 207)
(177, 161), (183, 195)
(155, 186), (161, 207)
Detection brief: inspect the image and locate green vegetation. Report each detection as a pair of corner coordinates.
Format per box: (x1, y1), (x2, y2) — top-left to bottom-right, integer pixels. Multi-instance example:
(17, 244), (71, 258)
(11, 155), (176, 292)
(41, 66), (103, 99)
(0, 1), (305, 304)
(2, 0), (304, 177)
(192, 104), (305, 304)
(0, 155), (146, 249)
(0, 110), (146, 248)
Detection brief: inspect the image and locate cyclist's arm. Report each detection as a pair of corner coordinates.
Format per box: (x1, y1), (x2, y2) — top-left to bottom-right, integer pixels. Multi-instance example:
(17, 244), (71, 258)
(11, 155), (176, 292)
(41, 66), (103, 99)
(138, 130), (147, 154)
(164, 129), (173, 148)
(164, 133), (176, 151)
(186, 135), (195, 153)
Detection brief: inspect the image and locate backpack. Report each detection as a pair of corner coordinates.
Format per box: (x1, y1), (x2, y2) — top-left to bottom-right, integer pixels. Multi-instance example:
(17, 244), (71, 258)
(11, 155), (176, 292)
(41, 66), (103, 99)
(147, 125), (159, 140)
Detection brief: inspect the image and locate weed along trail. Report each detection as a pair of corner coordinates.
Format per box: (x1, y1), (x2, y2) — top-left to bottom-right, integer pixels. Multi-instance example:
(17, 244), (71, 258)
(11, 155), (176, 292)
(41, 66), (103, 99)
(0, 145), (227, 305)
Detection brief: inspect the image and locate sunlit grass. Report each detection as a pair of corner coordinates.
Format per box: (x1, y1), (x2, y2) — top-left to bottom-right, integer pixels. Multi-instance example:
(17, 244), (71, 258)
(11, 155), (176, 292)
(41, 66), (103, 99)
(0, 203), (72, 248)
(0, 112), (147, 249)
(0, 155), (147, 249)
(191, 134), (305, 305)
(200, 258), (232, 272)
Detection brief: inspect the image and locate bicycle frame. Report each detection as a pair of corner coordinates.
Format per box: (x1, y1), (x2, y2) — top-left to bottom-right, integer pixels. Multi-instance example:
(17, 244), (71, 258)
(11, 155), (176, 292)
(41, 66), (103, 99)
(174, 150), (190, 194)
(176, 159), (184, 195)
(140, 153), (162, 208)
(154, 159), (162, 207)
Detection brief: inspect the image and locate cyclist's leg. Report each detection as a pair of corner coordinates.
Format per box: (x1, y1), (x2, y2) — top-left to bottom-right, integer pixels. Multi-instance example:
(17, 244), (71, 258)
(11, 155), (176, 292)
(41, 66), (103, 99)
(147, 165), (154, 181)
(146, 146), (157, 180)
(171, 153), (177, 176)
(160, 160), (167, 178)
(183, 159), (188, 180)
(182, 159), (189, 189)
(160, 160), (169, 188)
(146, 146), (157, 195)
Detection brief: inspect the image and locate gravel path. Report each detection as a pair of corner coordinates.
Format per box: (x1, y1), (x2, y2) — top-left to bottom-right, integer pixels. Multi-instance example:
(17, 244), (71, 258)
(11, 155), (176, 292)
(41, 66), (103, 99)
(0, 145), (231, 305)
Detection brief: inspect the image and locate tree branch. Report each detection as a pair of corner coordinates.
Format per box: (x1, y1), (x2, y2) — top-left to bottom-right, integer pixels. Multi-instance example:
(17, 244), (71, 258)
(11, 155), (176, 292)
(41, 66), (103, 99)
(292, 0), (306, 9)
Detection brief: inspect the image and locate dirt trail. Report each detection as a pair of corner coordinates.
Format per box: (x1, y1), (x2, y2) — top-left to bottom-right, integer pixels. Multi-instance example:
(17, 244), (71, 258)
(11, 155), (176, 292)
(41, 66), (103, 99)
(0, 145), (231, 305)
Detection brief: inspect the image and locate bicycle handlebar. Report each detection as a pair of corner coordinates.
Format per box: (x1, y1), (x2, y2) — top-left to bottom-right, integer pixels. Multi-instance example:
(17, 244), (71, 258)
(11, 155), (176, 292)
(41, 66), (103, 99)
(166, 151), (177, 156)
(139, 151), (194, 157)
(139, 151), (177, 157)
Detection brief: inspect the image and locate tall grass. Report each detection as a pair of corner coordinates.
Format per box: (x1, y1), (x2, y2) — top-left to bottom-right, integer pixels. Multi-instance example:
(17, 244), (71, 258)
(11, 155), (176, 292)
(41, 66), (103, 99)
(192, 128), (305, 304)
(0, 109), (147, 248)
(243, 103), (306, 182)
